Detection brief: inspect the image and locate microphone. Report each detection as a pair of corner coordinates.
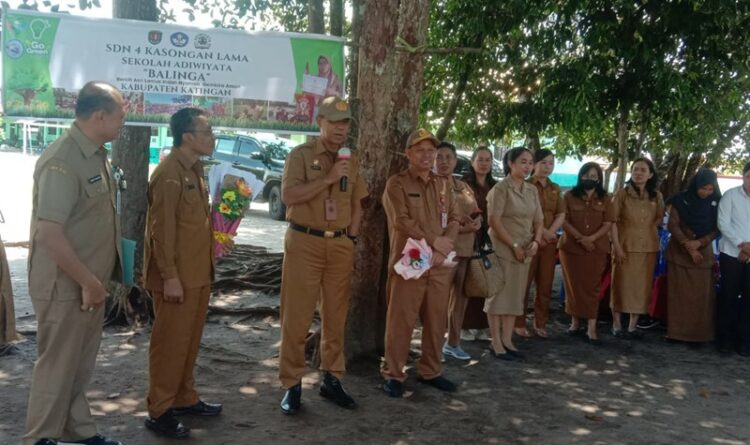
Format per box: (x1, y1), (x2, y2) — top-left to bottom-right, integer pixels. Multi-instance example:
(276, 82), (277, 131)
(338, 147), (351, 192)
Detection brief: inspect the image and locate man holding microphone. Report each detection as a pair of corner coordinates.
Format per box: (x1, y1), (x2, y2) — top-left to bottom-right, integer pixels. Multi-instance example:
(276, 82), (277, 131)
(278, 96), (368, 414)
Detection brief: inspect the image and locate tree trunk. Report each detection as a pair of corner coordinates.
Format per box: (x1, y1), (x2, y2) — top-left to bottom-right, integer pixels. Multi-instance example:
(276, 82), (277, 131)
(614, 106), (630, 191)
(435, 34), (482, 141)
(112, 0), (158, 281)
(346, 0), (362, 98)
(525, 131), (541, 153)
(330, 0), (343, 37)
(308, 0), (325, 33)
(346, 0), (431, 360)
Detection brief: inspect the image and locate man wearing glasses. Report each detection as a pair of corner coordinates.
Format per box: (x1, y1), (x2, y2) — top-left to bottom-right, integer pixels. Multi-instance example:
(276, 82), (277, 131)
(143, 108), (220, 438)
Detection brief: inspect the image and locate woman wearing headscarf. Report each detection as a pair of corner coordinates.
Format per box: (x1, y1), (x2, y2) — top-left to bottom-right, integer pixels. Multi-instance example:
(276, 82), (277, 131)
(665, 169), (721, 344)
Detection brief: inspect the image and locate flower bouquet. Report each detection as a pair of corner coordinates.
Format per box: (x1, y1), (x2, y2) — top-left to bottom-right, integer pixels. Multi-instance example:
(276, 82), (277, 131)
(212, 174), (252, 258)
(393, 238), (432, 280)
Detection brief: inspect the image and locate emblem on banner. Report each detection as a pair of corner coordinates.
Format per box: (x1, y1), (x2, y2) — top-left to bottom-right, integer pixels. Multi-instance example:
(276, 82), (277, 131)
(194, 33), (211, 49)
(147, 30), (162, 45)
(5, 40), (24, 59)
(170, 32), (189, 47)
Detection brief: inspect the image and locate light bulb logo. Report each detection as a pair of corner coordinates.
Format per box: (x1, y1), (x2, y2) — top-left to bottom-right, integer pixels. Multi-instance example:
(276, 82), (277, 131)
(29, 19), (50, 40)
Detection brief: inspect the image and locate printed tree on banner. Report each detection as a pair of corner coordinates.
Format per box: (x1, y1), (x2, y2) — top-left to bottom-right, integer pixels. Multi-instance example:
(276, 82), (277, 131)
(6, 65), (50, 107)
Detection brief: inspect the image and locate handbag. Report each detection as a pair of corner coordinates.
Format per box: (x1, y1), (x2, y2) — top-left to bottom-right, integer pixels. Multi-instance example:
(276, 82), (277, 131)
(463, 232), (504, 299)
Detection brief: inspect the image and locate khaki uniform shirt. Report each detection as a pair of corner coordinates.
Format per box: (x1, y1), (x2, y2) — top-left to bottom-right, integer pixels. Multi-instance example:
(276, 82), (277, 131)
(29, 124), (121, 300)
(487, 178), (543, 261)
(612, 184), (665, 253)
(529, 176), (565, 228)
(559, 192), (615, 255)
(282, 139), (368, 230)
(383, 169), (460, 270)
(450, 178), (478, 257)
(144, 148), (213, 290)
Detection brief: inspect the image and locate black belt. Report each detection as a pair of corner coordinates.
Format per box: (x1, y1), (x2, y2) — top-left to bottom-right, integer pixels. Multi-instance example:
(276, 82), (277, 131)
(290, 223), (347, 239)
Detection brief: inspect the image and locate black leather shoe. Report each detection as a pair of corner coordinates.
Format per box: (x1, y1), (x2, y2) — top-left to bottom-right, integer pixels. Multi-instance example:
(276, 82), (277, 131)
(280, 383), (302, 415)
(382, 379), (404, 398)
(501, 341), (525, 360)
(145, 411), (190, 439)
(171, 400), (223, 416)
(585, 334), (603, 346)
(319, 372), (356, 409)
(416, 375), (457, 393)
(69, 434), (123, 445)
(487, 347), (514, 361)
(35, 440), (57, 445)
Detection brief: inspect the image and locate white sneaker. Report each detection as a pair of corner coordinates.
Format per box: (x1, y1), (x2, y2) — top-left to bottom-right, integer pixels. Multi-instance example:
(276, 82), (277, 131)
(460, 329), (476, 341)
(442, 342), (471, 360)
(475, 329), (491, 341)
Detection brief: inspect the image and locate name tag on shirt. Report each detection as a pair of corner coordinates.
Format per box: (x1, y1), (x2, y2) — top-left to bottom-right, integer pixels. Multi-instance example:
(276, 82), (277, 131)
(88, 174), (103, 184)
(441, 211), (448, 228)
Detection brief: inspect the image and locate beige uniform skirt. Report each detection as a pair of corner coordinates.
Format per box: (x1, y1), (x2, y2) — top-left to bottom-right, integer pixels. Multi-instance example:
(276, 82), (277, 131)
(610, 252), (657, 314)
(484, 253), (531, 316)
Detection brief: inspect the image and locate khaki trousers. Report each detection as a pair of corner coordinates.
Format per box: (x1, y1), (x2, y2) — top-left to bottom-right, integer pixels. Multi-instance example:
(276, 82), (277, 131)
(147, 285), (210, 418)
(279, 229), (354, 389)
(446, 258), (469, 346)
(0, 238), (16, 345)
(516, 242), (557, 328)
(23, 291), (103, 445)
(382, 267), (452, 382)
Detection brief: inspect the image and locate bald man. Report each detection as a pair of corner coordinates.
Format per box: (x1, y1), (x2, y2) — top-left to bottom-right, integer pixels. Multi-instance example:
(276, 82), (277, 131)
(24, 81), (125, 445)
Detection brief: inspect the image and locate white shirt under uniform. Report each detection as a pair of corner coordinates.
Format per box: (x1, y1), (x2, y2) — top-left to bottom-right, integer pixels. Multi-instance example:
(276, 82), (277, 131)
(718, 185), (750, 259)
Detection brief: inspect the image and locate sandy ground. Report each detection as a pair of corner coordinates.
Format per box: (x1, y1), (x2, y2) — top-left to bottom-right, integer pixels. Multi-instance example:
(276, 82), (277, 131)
(2, 152), (750, 444)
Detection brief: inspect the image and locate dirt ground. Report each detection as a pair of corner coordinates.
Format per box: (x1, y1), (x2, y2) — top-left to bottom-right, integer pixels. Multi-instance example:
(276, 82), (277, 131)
(2, 275), (750, 445)
(2, 153), (750, 444)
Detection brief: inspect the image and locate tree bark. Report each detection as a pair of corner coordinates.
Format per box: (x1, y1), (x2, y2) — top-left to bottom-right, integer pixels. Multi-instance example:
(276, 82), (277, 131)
(346, 0), (431, 360)
(308, 0), (325, 33)
(435, 34), (482, 141)
(112, 0), (158, 281)
(346, 0), (362, 98)
(330, 0), (343, 37)
(614, 106), (630, 191)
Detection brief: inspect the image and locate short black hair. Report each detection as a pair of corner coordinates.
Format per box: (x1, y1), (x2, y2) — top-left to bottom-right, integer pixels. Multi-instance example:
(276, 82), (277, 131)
(502, 146), (532, 176)
(170, 108), (207, 147)
(534, 148), (554, 164)
(571, 162), (607, 199)
(75, 81), (120, 119)
(436, 141), (457, 157)
(744, 161), (750, 175)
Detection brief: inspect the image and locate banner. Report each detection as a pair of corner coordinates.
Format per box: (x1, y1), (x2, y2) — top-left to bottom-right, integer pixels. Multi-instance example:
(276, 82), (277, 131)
(2, 9), (345, 133)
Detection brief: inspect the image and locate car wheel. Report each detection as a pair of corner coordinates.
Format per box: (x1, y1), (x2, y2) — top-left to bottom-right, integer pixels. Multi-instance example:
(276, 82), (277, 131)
(268, 184), (286, 221)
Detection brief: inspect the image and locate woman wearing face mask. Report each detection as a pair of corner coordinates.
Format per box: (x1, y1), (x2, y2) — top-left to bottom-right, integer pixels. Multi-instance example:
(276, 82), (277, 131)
(559, 163), (614, 344)
(485, 147), (543, 359)
(665, 169), (721, 345)
(516, 149), (565, 339)
(460, 147), (496, 341)
(610, 158), (665, 339)
(435, 142), (482, 361)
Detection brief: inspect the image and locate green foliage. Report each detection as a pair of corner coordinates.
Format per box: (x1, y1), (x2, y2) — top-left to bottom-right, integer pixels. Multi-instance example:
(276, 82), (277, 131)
(422, 0), (750, 172)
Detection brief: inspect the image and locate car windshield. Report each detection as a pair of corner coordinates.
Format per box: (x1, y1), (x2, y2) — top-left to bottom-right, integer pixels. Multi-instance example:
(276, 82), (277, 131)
(260, 139), (293, 161)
